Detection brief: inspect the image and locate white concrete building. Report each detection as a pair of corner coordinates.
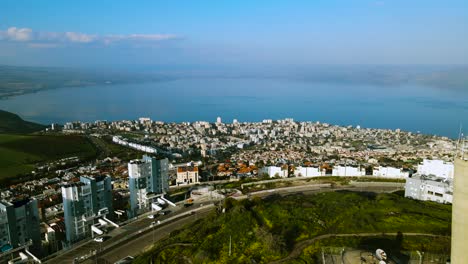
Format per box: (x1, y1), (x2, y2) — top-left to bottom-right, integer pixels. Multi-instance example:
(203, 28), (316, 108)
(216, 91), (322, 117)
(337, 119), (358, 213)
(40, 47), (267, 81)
(405, 174), (453, 204)
(259, 166), (288, 178)
(294, 166), (323, 177)
(113, 136), (157, 154)
(417, 159), (454, 179)
(332, 166), (365, 177)
(61, 175), (113, 246)
(373, 166), (409, 179)
(128, 156), (169, 217)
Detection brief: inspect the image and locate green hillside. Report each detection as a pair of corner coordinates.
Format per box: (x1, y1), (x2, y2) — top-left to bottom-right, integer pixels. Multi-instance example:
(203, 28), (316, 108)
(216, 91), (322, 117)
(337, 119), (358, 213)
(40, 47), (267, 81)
(0, 134), (98, 184)
(135, 192), (451, 263)
(0, 109), (46, 133)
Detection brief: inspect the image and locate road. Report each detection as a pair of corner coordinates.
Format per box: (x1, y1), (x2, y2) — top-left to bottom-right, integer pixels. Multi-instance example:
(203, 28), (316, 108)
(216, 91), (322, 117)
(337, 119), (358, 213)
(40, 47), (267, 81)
(44, 182), (404, 263)
(93, 210), (211, 263)
(246, 181), (404, 199)
(44, 203), (213, 264)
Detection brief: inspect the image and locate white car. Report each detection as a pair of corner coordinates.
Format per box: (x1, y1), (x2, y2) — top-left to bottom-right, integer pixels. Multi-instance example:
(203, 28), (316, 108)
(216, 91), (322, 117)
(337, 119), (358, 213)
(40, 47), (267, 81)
(147, 214), (155, 219)
(94, 237), (104, 242)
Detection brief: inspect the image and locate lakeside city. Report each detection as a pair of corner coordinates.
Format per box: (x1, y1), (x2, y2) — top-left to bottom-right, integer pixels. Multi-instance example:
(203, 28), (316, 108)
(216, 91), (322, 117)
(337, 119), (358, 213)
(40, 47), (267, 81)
(1, 1), (467, 263)
(0, 111), (461, 263)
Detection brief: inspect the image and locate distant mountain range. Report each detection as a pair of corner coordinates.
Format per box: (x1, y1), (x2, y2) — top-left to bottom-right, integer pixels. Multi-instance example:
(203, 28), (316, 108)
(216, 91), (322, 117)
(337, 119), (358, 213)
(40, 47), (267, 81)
(0, 109), (45, 133)
(0, 64), (467, 99)
(0, 65), (173, 99)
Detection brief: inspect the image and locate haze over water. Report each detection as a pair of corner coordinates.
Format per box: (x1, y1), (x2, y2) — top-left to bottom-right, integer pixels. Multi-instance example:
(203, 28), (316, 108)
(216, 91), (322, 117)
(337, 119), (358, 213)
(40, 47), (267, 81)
(1, 77), (467, 138)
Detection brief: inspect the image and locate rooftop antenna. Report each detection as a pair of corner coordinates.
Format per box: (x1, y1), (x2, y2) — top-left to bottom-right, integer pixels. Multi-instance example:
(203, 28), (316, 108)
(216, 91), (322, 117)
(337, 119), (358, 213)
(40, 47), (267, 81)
(462, 134), (466, 160)
(456, 123), (464, 159)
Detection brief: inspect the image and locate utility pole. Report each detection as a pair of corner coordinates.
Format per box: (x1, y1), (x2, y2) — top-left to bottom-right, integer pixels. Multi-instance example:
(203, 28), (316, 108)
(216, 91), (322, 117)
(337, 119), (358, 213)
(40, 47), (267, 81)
(229, 235), (232, 256)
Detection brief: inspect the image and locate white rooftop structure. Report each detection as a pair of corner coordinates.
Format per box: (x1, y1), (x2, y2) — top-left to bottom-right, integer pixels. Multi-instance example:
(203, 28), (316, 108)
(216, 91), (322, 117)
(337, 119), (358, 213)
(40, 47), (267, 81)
(417, 159), (454, 179)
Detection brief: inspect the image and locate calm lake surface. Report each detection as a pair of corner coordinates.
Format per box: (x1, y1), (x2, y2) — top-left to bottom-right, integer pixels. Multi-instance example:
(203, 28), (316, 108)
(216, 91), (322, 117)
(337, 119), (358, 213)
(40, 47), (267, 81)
(1, 78), (467, 138)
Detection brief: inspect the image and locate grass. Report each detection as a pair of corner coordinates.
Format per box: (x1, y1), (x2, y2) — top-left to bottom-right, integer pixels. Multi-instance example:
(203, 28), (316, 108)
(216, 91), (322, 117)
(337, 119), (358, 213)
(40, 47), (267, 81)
(0, 134), (98, 183)
(134, 191), (451, 264)
(94, 135), (144, 161)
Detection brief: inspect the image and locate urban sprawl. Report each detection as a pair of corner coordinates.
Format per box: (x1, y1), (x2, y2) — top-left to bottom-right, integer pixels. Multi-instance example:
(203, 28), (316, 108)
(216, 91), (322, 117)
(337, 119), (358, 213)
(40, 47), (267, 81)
(0, 117), (460, 263)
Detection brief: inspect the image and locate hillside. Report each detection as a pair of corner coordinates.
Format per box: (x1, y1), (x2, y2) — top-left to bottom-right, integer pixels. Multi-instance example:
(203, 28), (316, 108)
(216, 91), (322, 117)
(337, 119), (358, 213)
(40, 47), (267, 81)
(0, 134), (98, 184)
(0, 109), (45, 133)
(135, 192), (451, 263)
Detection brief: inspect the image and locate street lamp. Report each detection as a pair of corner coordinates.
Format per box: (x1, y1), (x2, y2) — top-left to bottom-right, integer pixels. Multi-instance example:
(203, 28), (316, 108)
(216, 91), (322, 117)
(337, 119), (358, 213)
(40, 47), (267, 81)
(152, 222), (155, 244)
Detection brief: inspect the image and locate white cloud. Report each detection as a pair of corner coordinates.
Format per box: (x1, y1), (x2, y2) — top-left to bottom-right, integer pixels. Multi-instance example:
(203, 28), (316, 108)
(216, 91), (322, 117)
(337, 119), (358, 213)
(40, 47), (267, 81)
(0, 26), (179, 47)
(65, 32), (96, 43)
(5, 27), (33, 41)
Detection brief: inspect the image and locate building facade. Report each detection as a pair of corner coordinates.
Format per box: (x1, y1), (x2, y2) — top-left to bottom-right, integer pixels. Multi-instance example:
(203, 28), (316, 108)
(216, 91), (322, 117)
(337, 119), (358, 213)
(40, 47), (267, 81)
(258, 166), (288, 178)
(404, 174), (453, 204)
(176, 166), (200, 184)
(0, 198), (41, 253)
(332, 166), (365, 177)
(373, 166), (409, 179)
(294, 166), (323, 177)
(61, 175), (113, 246)
(128, 156), (169, 217)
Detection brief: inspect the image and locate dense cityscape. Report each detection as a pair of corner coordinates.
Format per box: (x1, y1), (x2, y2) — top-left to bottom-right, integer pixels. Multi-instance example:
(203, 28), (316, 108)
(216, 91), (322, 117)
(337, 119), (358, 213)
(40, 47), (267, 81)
(0, 115), (463, 263)
(1, 1), (468, 263)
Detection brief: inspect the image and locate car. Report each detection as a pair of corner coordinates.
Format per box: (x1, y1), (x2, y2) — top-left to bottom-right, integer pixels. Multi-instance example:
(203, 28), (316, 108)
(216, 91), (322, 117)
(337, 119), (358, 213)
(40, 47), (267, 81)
(147, 214), (155, 219)
(94, 237), (104, 242)
(114, 256), (134, 264)
(159, 210), (171, 215)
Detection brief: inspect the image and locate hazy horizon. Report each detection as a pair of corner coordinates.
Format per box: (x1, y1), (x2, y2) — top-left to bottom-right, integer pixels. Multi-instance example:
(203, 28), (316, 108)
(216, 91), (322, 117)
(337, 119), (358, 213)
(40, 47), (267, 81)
(1, 1), (467, 68)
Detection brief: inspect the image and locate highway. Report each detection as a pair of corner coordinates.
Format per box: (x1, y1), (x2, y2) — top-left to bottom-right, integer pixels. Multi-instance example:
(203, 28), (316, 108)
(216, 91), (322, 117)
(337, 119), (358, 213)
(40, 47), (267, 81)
(44, 181), (404, 263)
(44, 203), (213, 264)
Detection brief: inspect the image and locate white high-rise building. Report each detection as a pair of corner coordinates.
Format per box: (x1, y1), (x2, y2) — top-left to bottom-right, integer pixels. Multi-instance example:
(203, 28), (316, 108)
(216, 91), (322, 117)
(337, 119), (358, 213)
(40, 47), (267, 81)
(216, 116), (222, 124)
(0, 198), (41, 253)
(233, 119), (238, 124)
(128, 155), (169, 217)
(61, 175), (113, 246)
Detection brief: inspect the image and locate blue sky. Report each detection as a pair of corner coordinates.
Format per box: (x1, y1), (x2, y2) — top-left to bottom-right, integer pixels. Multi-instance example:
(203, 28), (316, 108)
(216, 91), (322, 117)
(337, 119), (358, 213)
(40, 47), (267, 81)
(1, 0), (467, 67)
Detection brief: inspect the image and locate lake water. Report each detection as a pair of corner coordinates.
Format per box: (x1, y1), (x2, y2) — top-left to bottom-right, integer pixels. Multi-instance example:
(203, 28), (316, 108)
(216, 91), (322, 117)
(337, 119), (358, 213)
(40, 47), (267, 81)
(1, 78), (467, 138)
